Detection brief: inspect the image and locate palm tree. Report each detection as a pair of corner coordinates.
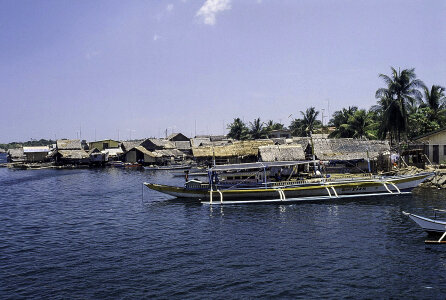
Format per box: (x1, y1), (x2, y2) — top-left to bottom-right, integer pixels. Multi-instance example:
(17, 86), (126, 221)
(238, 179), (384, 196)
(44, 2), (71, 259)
(375, 67), (424, 143)
(421, 84), (446, 117)
(372, 90), (404, 144)
(249, 118), (267, 139)
(347, 109), (376, 139)
(227, 118), (249, 140)
(289, 118), (306, 137)
(328, 106), (358, 138)
(300, 107), (320, 136)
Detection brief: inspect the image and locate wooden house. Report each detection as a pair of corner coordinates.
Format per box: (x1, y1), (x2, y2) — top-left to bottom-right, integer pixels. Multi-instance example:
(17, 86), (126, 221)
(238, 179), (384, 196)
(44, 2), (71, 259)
(89, 139), (121, 151)
(414, 127), (446, 164)
(125, 146), (162, 164)
(55, 139), (89, 165)
(308, 138), (390, 173)
(23, 146), (50, 162)
(7, 148), (26, 163)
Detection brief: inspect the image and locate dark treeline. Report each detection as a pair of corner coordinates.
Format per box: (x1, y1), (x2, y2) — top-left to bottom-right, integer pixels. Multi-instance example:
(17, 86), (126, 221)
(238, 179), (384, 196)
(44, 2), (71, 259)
(227, 67), (446, 145)
(0, 139), (57, 150)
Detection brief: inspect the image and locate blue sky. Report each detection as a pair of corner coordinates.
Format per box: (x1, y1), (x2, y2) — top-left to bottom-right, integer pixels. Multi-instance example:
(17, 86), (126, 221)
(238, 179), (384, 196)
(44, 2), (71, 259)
(1, 0), (445, 142)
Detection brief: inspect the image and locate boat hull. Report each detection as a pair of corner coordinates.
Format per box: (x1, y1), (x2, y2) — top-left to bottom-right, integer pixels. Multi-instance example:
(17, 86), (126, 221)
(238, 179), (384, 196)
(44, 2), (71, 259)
(404, 212), (446, 234)
(144, 172), (433, 204)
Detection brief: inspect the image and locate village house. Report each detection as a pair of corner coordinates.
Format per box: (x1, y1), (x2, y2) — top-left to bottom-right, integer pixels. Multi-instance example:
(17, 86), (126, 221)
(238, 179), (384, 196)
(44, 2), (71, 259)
(192, 139), (274, 165)
(23, 146), (50, 163)
(7, 148), (26, 163)
(89, 139), (120, 151)
(268, 129), (292, 139)
(54, 139), (89, 165)
(414, 127), (446, 164)
(306, 138), (390, 173)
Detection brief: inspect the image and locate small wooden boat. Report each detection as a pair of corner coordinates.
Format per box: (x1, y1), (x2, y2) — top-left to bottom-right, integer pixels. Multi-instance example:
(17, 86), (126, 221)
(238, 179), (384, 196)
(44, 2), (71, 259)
(403, 210), (446, 243)
(143, 165), (191, 171)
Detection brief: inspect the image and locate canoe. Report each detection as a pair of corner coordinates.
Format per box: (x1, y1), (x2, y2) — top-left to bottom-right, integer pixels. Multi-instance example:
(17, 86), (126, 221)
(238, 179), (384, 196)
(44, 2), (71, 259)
(403, 211), (446, 234)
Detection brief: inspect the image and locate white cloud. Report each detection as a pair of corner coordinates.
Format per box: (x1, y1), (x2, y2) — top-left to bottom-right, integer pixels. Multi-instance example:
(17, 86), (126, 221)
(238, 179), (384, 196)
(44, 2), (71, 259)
(153, 34), (160, 41)
(196, 0), (231, 25)
(166, 3), (174, 11)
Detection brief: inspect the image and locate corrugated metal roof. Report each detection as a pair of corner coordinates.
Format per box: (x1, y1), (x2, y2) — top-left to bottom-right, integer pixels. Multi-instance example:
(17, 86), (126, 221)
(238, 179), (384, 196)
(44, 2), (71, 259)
(23, 146), (50, 153)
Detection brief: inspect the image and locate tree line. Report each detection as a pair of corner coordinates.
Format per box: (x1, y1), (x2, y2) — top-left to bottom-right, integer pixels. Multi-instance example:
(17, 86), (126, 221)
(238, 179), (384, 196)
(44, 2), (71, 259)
(0, 139), (57, 151)
(227, 67), (445, 145)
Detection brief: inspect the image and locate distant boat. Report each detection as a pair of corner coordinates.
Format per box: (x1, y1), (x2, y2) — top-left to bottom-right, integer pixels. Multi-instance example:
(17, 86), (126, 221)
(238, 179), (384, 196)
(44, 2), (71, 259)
(143, 165), (191, 171)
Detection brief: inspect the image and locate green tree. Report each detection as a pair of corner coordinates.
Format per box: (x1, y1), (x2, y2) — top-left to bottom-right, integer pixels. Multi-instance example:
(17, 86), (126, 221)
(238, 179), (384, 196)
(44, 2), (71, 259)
(226, 118), (249, 140)
(420, 85), (446, 126)
(300, 107), (321, 136)
(407, 107), (441, 139)
(347, 109), (376, 139)
(249, 118), (268, 139)
(328, 106), (358, 138)
(289, 119), (306, 137)
(375, 67), (424, 143)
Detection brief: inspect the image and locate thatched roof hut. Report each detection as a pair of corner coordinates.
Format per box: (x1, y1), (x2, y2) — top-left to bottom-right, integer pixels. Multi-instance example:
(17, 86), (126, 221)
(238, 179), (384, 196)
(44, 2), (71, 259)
(312, 139), (390, 161)
(56, 139), (82, 150)
(259, 145), (306, 161)
(121, 140), (144, 152)
(192, 140), (274, 159)
(167, 133), (189, 142)
(7, 148), (26, 162)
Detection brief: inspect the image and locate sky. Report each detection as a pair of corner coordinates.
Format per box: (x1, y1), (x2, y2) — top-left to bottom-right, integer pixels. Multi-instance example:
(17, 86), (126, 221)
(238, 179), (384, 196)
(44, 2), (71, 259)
(1, 0), (445, 143)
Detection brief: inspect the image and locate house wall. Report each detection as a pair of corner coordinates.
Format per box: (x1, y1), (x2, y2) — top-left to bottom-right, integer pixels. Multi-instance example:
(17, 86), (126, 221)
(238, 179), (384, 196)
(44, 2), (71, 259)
(126, 150), (137, 163)
(417, 131), (446, 164)
(25, 152), (48, 163)
(89, 140), (120, 151)
(144, 154), (157, 163)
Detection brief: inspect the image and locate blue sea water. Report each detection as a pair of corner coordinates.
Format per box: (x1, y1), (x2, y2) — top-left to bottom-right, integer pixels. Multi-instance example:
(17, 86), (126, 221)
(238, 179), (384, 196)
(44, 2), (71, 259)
(1, 167), (446, 299)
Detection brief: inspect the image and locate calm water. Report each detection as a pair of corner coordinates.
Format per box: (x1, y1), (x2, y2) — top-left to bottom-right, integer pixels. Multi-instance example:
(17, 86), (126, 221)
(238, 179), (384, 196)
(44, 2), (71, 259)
(1, 167), (446, 299)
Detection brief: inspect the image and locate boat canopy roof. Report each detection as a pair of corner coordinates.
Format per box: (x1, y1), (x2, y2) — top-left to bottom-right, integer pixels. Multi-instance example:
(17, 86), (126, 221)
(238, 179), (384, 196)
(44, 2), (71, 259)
(209, 160), (318, 172)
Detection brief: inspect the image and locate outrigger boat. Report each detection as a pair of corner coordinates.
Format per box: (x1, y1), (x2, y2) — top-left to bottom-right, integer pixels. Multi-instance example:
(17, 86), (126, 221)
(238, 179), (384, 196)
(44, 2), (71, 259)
(143, 165), (192, 171)
(144, 160), (434, 205)
(403, 210), (446, 244)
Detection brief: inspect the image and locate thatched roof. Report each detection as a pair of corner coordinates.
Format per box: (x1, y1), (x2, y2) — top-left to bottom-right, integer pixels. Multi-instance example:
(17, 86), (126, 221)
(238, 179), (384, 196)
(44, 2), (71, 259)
(192, 140), (274, 158)
(8, 148), (25, 158)
(259, 145), (305, 161)
(154, 149), (184, 157)
(121, 140), (144, 152)
(57, 150), (89, 159)
(88, 148), (100, 155)
(131, 146), (161, 158)
(312, 139), (390, 160)
(57, 139), (82, 150)
(167, 133), (189, 141)
(146, 139), (175, 149)
(174, 141), (191, 150)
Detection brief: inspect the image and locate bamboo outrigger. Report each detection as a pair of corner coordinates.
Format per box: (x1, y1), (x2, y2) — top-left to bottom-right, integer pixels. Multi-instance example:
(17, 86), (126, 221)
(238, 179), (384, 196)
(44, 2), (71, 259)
(144, 160), (434, 205)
